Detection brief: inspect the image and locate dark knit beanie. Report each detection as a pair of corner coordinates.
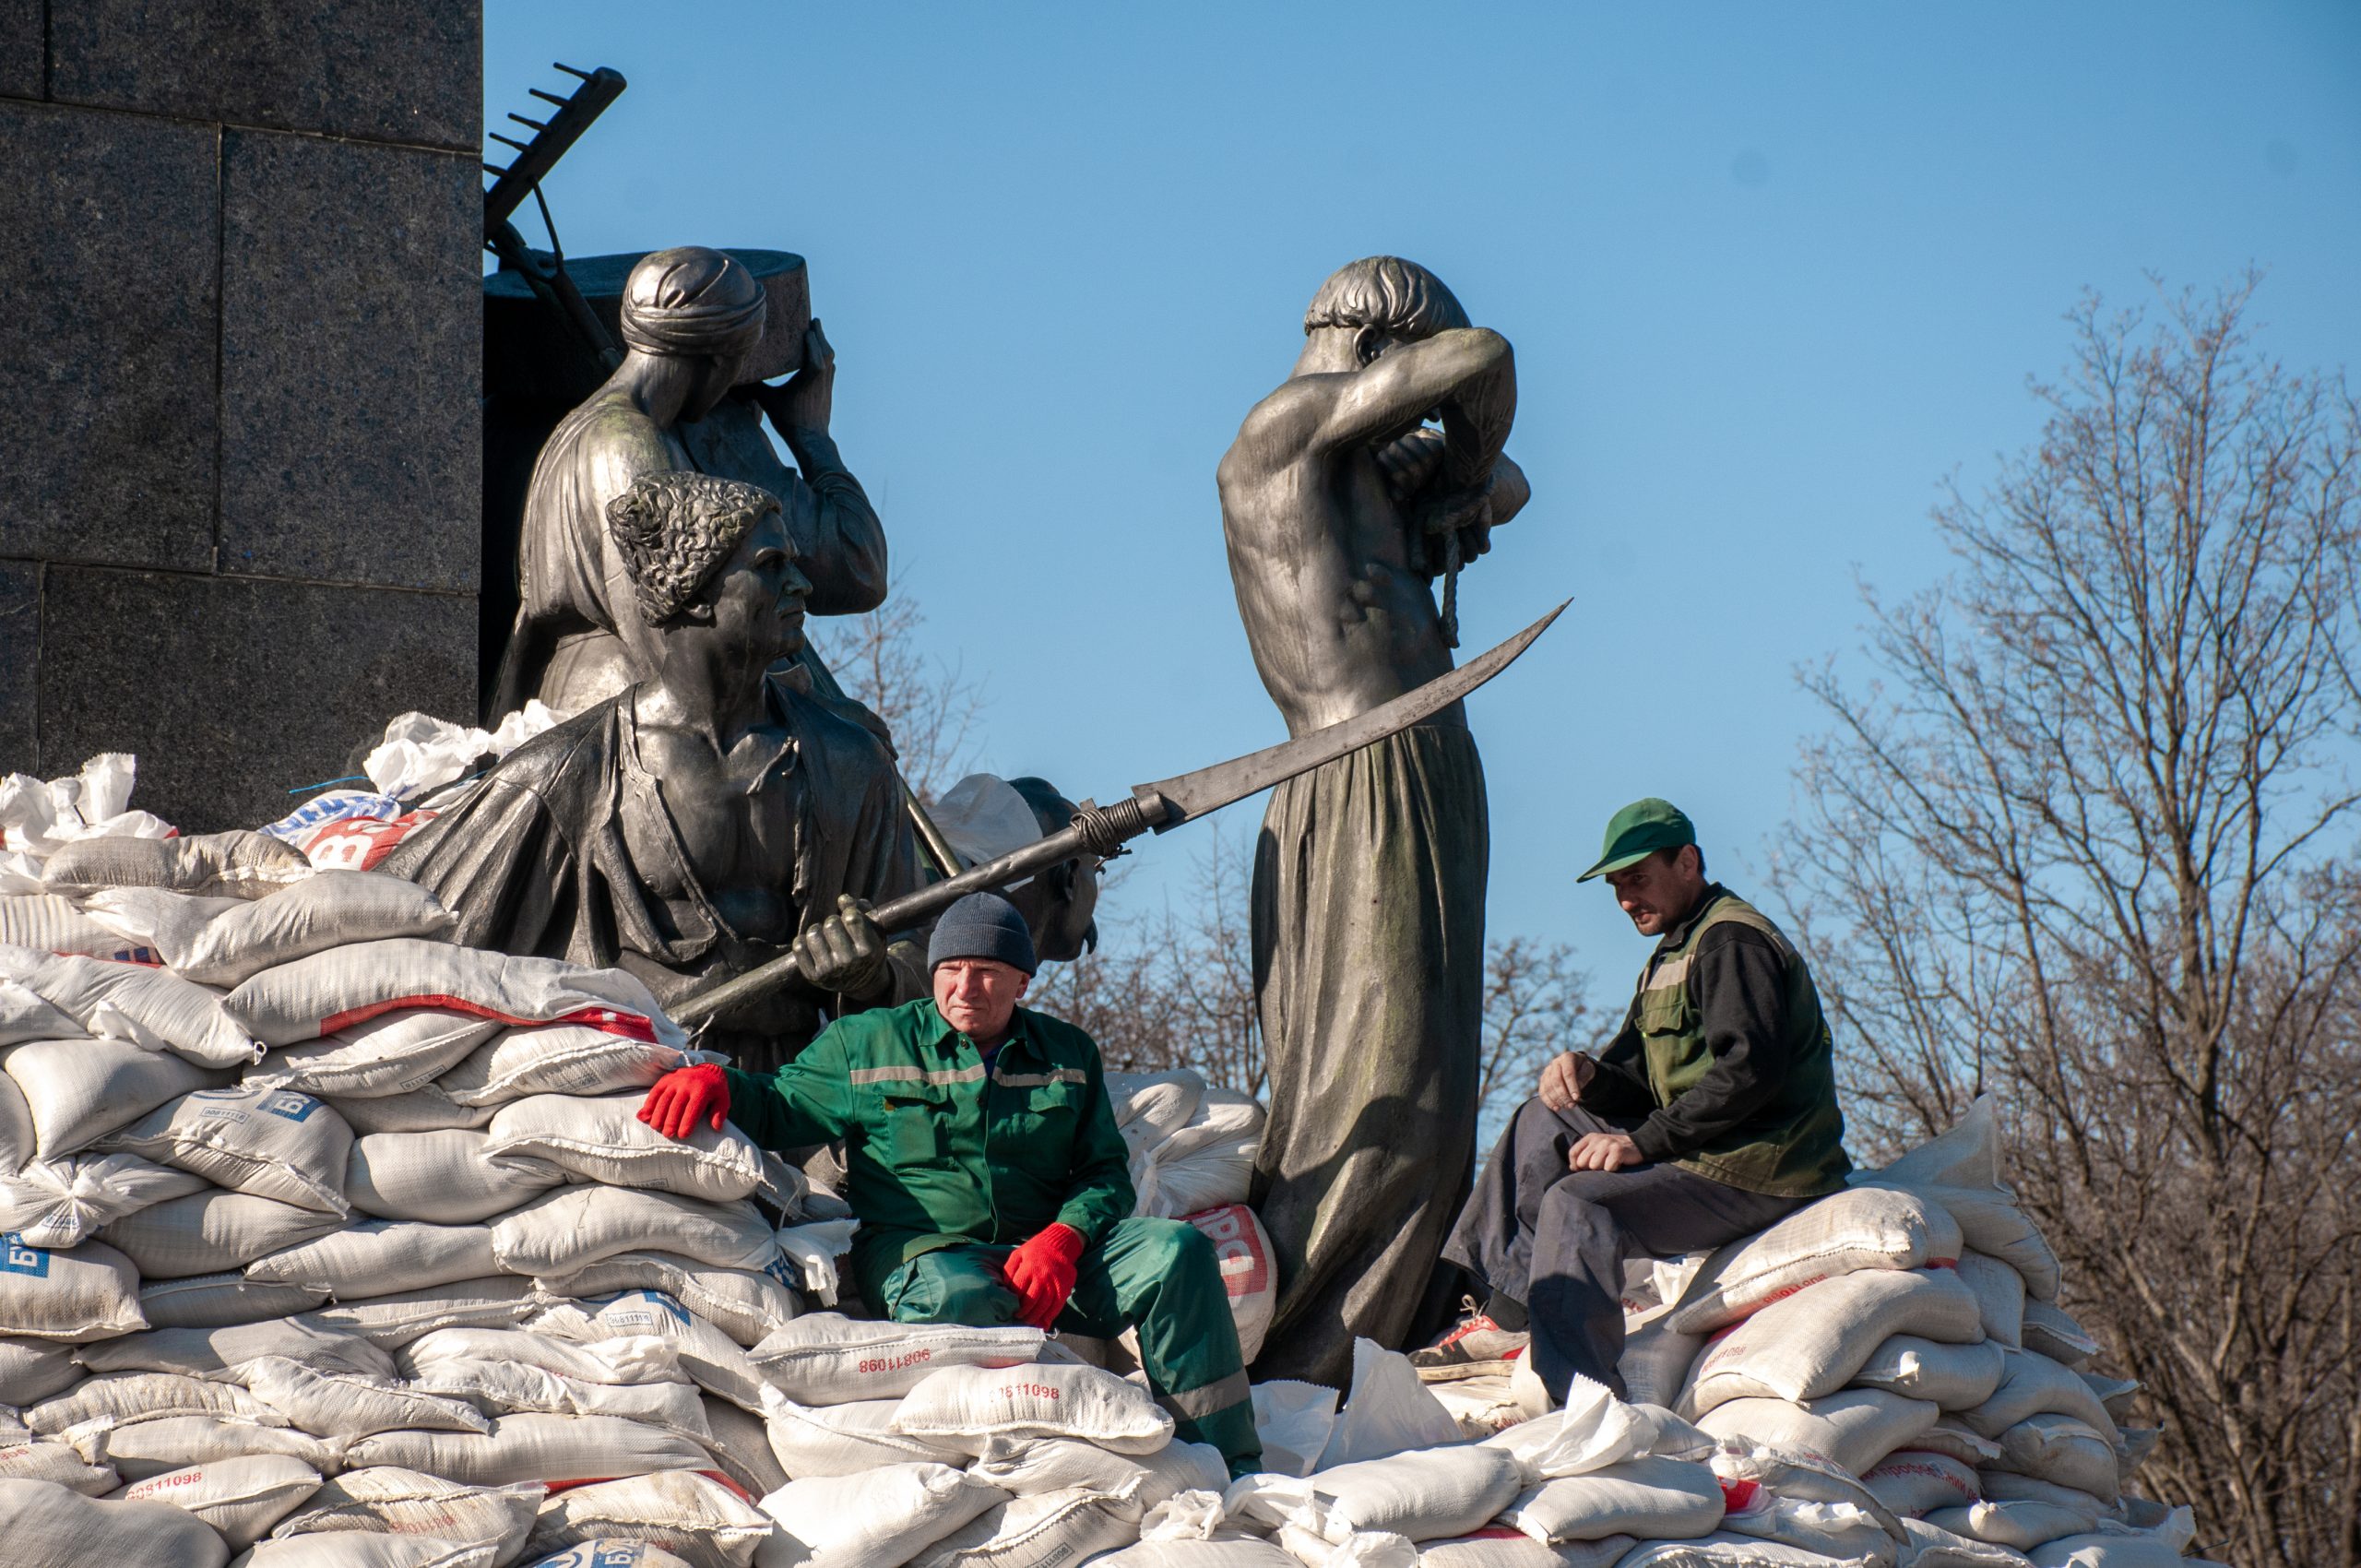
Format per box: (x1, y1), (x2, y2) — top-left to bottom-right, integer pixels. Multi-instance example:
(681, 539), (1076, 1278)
(926, 891), (1038, 976)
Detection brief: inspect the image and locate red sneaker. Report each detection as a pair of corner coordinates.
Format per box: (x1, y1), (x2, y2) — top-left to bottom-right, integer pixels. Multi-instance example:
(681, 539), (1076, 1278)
(1410, 1296), (1530, 1380)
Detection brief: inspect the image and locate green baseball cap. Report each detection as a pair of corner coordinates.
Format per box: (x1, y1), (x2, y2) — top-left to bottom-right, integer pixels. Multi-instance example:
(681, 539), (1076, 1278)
(1577, 797), (1696, 882)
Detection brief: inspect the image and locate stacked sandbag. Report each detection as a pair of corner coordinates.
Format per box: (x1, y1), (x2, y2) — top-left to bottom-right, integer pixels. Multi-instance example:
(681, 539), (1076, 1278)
(1104, 1071), (1277, 1360)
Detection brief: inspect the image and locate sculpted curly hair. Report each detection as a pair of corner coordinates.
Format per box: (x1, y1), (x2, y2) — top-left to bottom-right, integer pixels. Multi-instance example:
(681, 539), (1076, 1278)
(1302, 255), (1471, 340)
(605, 470), (783, 624)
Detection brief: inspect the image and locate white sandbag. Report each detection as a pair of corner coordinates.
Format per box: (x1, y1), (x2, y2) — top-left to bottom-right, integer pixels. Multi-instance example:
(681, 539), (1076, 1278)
(764, 1396), (974, 1477)
(0, 1235), (147, 1340)
(908, 1483), (1145, 1568)
(2017, 1305), (2097, 1371)
(101, 1189), (346, 1278)
(1138, 1136), (1257, 1220)
(237, 1537), (505, 1568)
(0, 945), (261, 1066)
(1477, 1381), (1651, 1480)
(439, 1026), (697, 1106)
(0, 982), (81, 1050)
(402, 1324), (679, 1385)
(1974, 1476), (2118, 1516)
(2023, 1537), (2187, 1567)
(1108, 1069), (1206, 1146)
(269, 1464), (540, 1554)
(968, 1433), (1228, 1508)
(1987, 1417), (2118, 1502)
(1317, 1339), (1466, 1468)
(68, 1415), (349, 1483)
(226, 942), (683, 1051)
(1912, 1420), (2004, 1469)
(521, 1470), (772, 1568)
(1679, 1269), (1983, 1417)
(749, 1312), (1046, 1406)
(1717, 1488), (1900, 1563)
(243, 1356), (492, 1439)
(1862, 1451), (1981, 1515)
(302, 1277), (543, 1348)
(536, 1253), (799, 1348)
(0, 895), (150, 959)
(101, 1086), (353, 1214)
(485, 1094), (767, 1202)
(1610, 1530), (1878, 1565)
(5, 1033), (234, 1158)
(0, 1063), (35, 1165)
(1857, 1100), (2060, 1302)
(1897, 1517), (2035, 1566)
(346, 1130), (561, 1225)
(896, 1359), (1176, 1455)
(1184, 1203), (1278, 1361)
(28, 1370), (288, 1438)
(1850, 1337), (2005, 1412)
(328, 1087), (499, 1136)
(113, 1454), (324, 1549)
(492, 1187), (779, 1277)
(1498, 1455), (1725, 1544)
(42, 827), (309, 898)
(347, 1414), (711, 1487)
(1694, 1389), (1940, 1476)
(247, 1220), (499, 1299)
(1963, 1352), (2118, 1443)
(1925, 1500), (2099, 1552)
(531, 1291), (773, 1415)
(89, 873), (454, 990)
(0, 1336), (84, 1403)
(1414, 1533), (1633, 1567)
(142, 1272), (333, 1329)
(0, 1440), (118, 1493)
(524, 1545), (696, 1568)
(0, 1473), (232, 1566)
(1668, 1189), (1964, 1335)
(756, 1461), (1029, 1568)
(248, 1011), (504, 1101)
(1229, 1446), (1527, 1545)
(78, 1317), (397, 1383)
(1096, 1537), (1309, 1568)
(1251, 1381), (1339, 1479)
(1157, 1088), (1266, 1165)
(1953, 1254), (2023, 1348)
(0, 1152), (210, 1248)
(400, 1352), (710, 1439)
(1619, 1314), (1707, 1410)
(700, 1394), (789, 1498)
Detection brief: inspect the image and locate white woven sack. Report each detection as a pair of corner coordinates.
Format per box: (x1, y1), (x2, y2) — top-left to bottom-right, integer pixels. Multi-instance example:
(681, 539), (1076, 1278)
(1679, 1267), (1983, 1417)
(1857, 1099), (2060, 1301)
(0, 981), (80, 1050)
(67, 1415), (349, 1485)
(268, 1464), (541, 1553)
(526, 1543), (696, 1568)
(400, 1355), (710, 1439)
(41, 828), (309, 898)
(347, 1413), (711, 1488)
(1138, 1137), (1256, 1220)
(0, 1440), (116, 1494)
(247, 1221), (499, 1299)
(28, 1370), (288, 1438)
(0, 1473), (233, 1567)
(532, 1292), (773, 1415)
(1988, 1416), (2118, 1502)
(113, 1454), (325, 1548)
(4, 1034), (234, 1158)
(1609, 1532), (1876, 1565)
(1863, 1450), (1981, 1515)
(1414, 1533), (1634, 1567)
(328, 1087), (498, 1135)
(0, 1153), (209, 1248)
(0, 1235), (146, 1340)
(2019, 1304), (2098, 1371)
(248, 1010), (503, 1100)
(1180, 1204), (1276, 1360)
(1914, 1420), (2003, 1468)
(492, 1187), (778, 1277)
(225, 940), (683, 1050)
(1849, 1336), (2006, 1411)
(1498, 1455), (1725, 1544)
(1107, 1069), (1206, 1147)
(1695, 1389), (1940, 1476)
(1925, 1498), (2100, 1551)
(754, 1461), (1010, 1568)
(140, 1273), (330, 1330)
(0, 1336), (83, 1403)
(483, 1094), (766, 1202)
(346, 1130), (562, 1224)
(0, 945), (261, 1066)
(967, 1434), (1227, 1509)
(1156, 1088), (1265, 1165)
(701, 1395), (787, 1500)
(242, 1356), (491, 1439)
(2078, 1374), (2136, 1424)
(2025, 1536), (2189, 1567)
(1964, 1351), (2118, 1443)
(1896, 1517), (2037, 1566)
(521, 1470), (773, 1568)
(909, 1483), (1146, 1568)
(896, 1359), (1176, 1455)
(748, 1312), (1045, 1405)
(0, 895), (148, 959)
(535, 1253), (799, 1348)
(77, 1317), (397, 1383)
(1966, 1474), (2117, 1517)
(1667, 1189), (1964, 1335)
(236, 1536), (504, 1568)
(399, 1325), (681, 1388)
(86, 873), (454, 990)
(1228, 1446), (1526, 1546)
(760, 1396), (971, 1478)
(101, 1086), (353, 1213)
(1954, 1253), (2024, 1348)
(1619, 1313), (1706, 1410)
(100, 1189), (345, 1278)
(0, 1065), (36, 1166)
(301, 1277), (542, 1348)
(1717, 1491), (1899, 1562)
(439, 1026), (695, 1106)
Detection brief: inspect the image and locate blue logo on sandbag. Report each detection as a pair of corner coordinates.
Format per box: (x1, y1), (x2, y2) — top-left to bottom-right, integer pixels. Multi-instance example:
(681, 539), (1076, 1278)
(0, 1233), (51, 1277)
(263, 1093), (319, 1122)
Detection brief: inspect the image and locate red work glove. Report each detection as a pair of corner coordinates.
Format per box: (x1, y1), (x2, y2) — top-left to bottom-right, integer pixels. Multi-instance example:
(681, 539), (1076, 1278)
(1001, 1223), (1086, 1330)
(638, 1063), (730, 1142)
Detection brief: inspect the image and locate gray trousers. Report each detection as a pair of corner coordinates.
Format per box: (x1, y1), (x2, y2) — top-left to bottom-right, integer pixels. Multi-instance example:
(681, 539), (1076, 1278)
(1442, 1096), (1809, 1402)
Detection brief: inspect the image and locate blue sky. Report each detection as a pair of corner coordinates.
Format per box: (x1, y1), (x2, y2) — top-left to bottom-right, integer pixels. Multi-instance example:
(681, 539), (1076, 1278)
(485, 2), (2361, 990)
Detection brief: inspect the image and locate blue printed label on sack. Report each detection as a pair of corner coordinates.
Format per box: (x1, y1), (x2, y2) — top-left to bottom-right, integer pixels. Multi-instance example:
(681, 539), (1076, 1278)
(262, 1093), (320, 1123)
(0, 1234), (50, 1277)
(765, 1255), (797, 1289)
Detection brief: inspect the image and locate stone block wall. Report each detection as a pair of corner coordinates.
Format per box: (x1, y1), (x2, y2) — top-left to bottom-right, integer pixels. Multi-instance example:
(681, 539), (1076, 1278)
(0, 0), (481, 832)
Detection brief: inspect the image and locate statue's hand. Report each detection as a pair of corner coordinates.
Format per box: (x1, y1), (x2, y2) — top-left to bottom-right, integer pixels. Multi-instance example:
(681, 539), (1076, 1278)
(792, 892), (891, 1000)
(760, 317), (836, 436)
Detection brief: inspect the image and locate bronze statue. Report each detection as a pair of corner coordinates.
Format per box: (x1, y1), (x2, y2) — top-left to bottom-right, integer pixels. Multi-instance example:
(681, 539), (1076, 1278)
(1216, 255), (1529, 1384)
(391, 471), (926, 1072)
(492, 245), (887, 719)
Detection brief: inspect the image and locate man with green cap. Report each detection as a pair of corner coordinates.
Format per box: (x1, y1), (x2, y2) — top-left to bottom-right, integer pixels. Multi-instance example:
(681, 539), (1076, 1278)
(1417, 798), (1851, 1399)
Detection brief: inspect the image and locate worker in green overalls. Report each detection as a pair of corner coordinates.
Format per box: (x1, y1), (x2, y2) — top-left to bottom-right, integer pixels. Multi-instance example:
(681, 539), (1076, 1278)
(638, 890), (1261, 1474)
(1416, 798), (1852, 1402)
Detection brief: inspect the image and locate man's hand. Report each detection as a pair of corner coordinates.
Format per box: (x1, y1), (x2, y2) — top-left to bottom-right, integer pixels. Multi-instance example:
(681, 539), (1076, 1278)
(1537, 1051), (1596, 1111)
(792, 894), (891, 1000)
(1001, 1223), (1086, 1330)
(638, 1063), (730, 1142)
(757, 318), (836, 436)
(1568, 1132), (1643, 1172)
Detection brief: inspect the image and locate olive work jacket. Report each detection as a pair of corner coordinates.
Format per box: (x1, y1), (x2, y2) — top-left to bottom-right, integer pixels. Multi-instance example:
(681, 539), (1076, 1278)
(723, 997), (1136, 1289)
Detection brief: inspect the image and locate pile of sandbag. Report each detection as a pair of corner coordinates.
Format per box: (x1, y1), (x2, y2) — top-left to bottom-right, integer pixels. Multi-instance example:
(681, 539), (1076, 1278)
(1102, 1069), (1275, 1360)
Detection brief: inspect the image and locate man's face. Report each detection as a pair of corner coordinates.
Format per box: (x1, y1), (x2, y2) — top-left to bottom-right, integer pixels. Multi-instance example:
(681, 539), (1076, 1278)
(685, 349), (753, 422)
(1604, 848), (1705, 938)
(705, 513), (810, 665)
(933, 957), (1029, 1041)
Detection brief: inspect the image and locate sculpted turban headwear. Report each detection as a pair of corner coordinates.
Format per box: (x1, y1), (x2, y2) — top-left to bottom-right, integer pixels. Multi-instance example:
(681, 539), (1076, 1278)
(618, 245), (767, 360)
(606, 470), (783, 624)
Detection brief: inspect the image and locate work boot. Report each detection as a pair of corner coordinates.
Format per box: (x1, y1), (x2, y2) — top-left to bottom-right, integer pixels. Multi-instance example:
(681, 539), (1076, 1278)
(1409, 1295), (1529, 1382)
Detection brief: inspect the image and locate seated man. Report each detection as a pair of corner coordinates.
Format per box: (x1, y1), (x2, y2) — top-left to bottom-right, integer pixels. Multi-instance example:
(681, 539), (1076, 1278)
(636, 890), (1262, 1475)
(1418, 798), (1852, 1401)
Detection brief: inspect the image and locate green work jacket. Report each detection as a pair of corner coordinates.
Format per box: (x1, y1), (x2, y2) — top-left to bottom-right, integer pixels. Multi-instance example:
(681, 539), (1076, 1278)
(724, 997), (1135, 1288)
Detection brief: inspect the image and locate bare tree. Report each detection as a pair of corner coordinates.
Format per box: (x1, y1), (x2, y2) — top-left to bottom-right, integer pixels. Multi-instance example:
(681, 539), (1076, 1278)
(1777, 277), (2361, 1567)
(1476, 937), (1600, 1146)
(807, 580), (985, 802)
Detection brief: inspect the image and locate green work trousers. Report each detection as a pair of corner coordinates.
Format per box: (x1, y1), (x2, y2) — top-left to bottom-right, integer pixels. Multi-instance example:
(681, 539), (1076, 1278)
(871, 1216), (1262, 1475)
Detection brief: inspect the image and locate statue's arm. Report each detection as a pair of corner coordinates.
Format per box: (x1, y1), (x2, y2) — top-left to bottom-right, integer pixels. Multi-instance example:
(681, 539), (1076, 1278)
(775, 429), (889, 616)
(1316, 327), (1515, 467)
